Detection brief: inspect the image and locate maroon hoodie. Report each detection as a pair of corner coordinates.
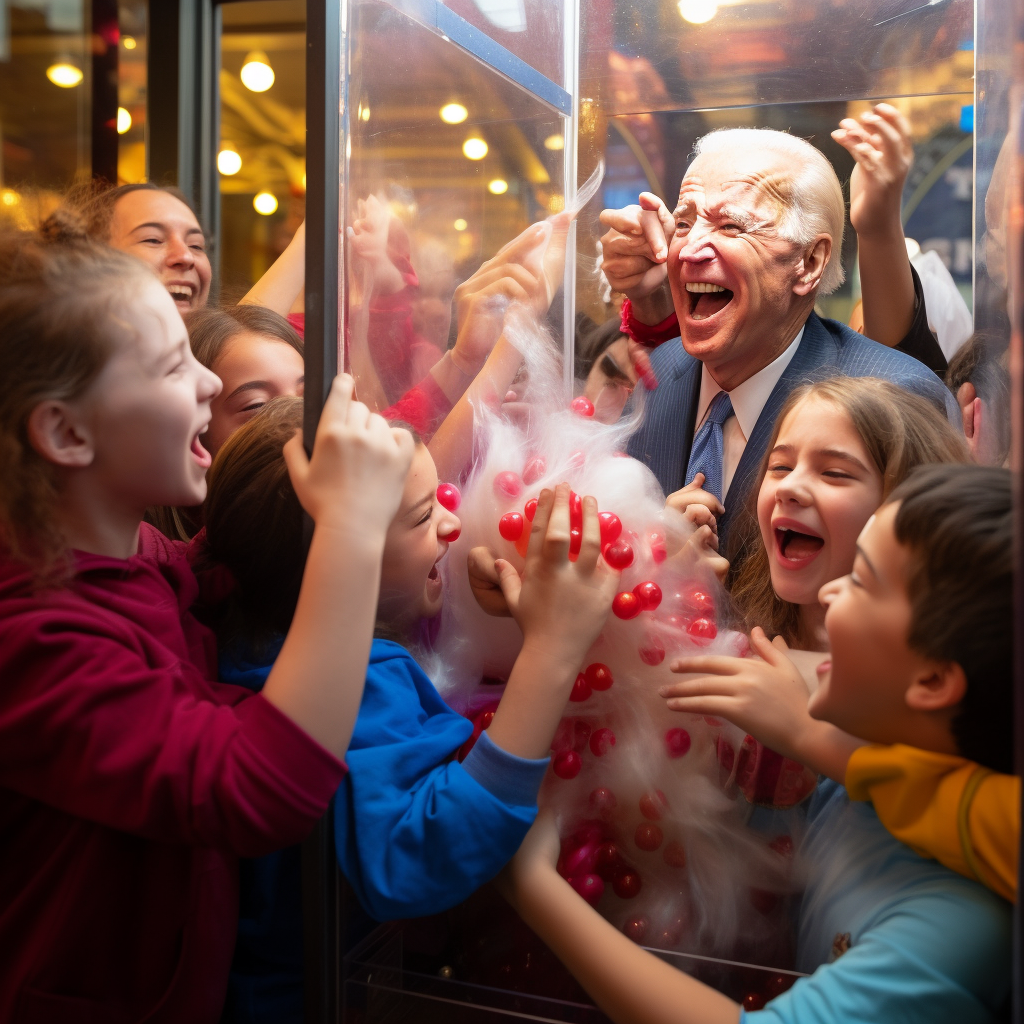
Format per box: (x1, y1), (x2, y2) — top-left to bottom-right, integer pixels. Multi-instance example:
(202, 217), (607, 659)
(0, 524), (346, 1023)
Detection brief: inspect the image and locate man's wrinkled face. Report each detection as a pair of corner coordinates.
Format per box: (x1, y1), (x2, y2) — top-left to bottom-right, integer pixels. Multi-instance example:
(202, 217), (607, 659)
(668, 147), (809, 387)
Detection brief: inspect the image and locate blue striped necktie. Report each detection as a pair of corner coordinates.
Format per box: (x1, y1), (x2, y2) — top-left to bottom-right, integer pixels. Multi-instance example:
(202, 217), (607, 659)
(685, 390), (734, 502)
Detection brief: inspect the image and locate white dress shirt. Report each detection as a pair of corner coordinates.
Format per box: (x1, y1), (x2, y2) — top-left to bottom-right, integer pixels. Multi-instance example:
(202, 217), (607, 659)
(692, 327), (804, 499)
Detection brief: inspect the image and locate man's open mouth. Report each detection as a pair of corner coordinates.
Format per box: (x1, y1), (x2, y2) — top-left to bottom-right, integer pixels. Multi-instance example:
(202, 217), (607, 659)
(774, 527), (824, 564)
(685, 282), (733, 321)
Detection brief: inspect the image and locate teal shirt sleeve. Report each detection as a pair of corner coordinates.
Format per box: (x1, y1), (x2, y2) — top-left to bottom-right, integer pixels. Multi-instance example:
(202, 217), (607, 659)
(743, 876), (1011, 1024)
(333, 639), (548, 921)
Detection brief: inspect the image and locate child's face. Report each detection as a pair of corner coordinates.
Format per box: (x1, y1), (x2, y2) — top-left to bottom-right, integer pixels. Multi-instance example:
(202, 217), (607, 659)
(77, 279), (222, 510)
(378, 445), (461, 630)
(204, 332), (305, 457)
(757, 397), (884, 607)
(810, 503), (925, 742)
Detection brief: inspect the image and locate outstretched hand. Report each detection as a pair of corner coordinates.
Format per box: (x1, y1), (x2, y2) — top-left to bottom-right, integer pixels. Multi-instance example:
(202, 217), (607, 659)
(598, 192), (674, 298)
(833, 103), (913, 242)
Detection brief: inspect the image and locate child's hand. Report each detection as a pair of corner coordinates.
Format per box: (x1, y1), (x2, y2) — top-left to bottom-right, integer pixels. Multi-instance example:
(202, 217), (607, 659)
(665, 473), (725, 524)
(467, 546), (512, 616)
(283, 374), (415, 533)
(833, 103), (913, 242)
(348, 195), (405, 296)
(660, 627), (813, 759)
(666, 522), (730, 583)
(496, 484), (619, 668)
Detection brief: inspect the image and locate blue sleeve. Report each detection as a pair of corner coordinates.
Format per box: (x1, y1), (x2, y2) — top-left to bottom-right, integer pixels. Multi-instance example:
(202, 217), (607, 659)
(745, 885), (1011, 1024)
(333, 641), (548, 921)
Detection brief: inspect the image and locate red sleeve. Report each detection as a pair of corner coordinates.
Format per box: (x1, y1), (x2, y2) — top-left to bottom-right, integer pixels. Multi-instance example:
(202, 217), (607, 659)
(0, 610), (346, 857)
(620, 297), (680, 348)
(382, 373), (453, 439)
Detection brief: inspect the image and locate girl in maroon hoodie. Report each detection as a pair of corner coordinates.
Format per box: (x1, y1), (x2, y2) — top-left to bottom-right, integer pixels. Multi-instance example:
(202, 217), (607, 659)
(0, 217), (415, 1023)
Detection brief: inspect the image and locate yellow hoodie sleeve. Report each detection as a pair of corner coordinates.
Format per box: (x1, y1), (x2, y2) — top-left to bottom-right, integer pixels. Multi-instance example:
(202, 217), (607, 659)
(846, 744), (1019, 903)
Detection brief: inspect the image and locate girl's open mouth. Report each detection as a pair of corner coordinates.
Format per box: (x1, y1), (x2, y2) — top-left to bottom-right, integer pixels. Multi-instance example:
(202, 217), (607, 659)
(774, 526), (824, 567)
(685, 282), (733, 322)
(190, 432), (212, 469)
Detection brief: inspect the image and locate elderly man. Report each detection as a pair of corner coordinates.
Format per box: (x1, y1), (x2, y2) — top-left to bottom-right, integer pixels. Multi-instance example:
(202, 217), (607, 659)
(601, 128), (955, 547)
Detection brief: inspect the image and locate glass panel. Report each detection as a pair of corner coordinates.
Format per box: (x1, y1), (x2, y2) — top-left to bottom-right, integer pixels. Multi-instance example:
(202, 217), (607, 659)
(344, 0), (566, 409)
(117, 0), (146, 184)
(0, 0), (90, 209)
(218, 0), (307, 300)
(439, 0), (565, 90)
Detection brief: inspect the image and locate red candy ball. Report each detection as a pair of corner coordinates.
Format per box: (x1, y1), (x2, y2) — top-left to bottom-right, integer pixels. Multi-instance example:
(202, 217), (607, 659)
(598, 511), (622, 545)
(612, 868), (642, 899)
(589, 727), (616, 756)
(665, 727), (692, 758)
(612, 592), (641, 619)
(639, 637), (666, 666)
(687, 617), (717, 640)
(634, 823), (664, 852)
(524, 498), (538, 522)
(552, 750), (582, 779)
(493, 471), (523, 499)
(633, 581), (663, 611)
(570, 395), (595, 417)
(446, 526), (461, 543)
(603, 538), (634, 570)
(522, 456), (546, 485)
(584, 663), (614, 691)
(436, 482), (461, 512)
(647, 529), (667, 564)
(639, 790), (668, 821)
(569, 527), (582, 558)
(594, 842), (623, 880)
(687, 589), (715, 616)
(769, 835), (794, 858)
(569, 490), (582, 527)
(589, 787), (617, 816)
(569, 449), (586, 469)
(743, 993), (767, 1012)
(561, 841), (599, 878)
(568, 873), (604, 906)
(569, 673), (593, 702)
(623, 915), (648, 943)
(663, 841), (688, 868)
(498, 512), (524, 541)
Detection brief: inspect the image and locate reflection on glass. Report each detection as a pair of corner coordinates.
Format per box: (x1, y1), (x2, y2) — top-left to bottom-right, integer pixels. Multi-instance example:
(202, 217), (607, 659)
(345, 0), (566, 409)
(117, 0), (147, 184)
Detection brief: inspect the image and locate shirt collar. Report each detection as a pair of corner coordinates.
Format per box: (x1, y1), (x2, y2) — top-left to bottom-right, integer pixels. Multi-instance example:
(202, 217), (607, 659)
(695, 326), (804, 440)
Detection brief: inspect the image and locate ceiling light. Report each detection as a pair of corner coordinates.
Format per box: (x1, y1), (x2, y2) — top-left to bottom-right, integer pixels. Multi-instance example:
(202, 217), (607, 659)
(454, 218), (468, 231)
(441, 103), (468, 124)
(253, 191), (278, 215)
(1, 189), (20, 207)
(488, 178), (508, 195)
(543, 133), (565, 151)
(116, 107), (132, 134)
(678, 0), (718, 24)
(122, 35), (137, 49)
(217, 146), (242, 175)
(463, 137), (488, 160)
(46, 62), (83, 88)
(240, 51), (275, 92)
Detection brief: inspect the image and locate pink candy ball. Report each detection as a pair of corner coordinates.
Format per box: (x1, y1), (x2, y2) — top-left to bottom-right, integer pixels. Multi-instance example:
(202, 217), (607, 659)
(570, 396), (595, 417)
(436, 482), (461, 512)
(493, 471), (522, 499)
(665, 727), (692, 758)
(498, 512), (524, 541)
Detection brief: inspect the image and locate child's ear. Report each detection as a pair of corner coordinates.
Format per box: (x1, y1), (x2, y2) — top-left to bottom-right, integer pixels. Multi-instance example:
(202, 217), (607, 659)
(27, 401), (95, 469)
(904, 660), (967, 713)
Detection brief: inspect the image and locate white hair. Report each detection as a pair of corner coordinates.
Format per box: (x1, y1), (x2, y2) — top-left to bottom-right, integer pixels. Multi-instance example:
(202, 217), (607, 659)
(693, 129), (846, 295)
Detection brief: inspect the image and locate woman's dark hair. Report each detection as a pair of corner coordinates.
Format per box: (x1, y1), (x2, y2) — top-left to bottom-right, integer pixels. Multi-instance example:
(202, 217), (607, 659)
(184, 304), (303, 371)
(0, 215), (155, 577)
(945, 330), (1010, 466)
(887, 463), (1013, 774)
(729, 376), (969, 646)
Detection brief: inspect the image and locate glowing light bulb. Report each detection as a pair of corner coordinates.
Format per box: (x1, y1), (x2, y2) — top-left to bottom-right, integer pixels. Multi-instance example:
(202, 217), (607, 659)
(116, 107), (132, 134)
(462, 137), (488, 160)
(678, 0), (717, 23)
(46, 62), (83, 88)
(217, 147), (242, 175)
(543, 133), (565, 151)
(122, 35), (137, 49)
(488, 178), (508, 195)
(440, 103), (468, 124)
(454, 218), (468, 231)
(1, 189), (20, 207)
(253, 191), (278, 215)
(240, 52), (275, 92)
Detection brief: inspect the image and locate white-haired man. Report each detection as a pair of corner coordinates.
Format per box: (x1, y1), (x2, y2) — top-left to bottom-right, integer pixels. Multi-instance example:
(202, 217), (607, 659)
(600, 128), (956, 549)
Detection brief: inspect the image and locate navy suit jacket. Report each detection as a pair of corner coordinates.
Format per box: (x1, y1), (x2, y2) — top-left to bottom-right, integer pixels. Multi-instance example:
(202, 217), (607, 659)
(626, 312), (958, 547)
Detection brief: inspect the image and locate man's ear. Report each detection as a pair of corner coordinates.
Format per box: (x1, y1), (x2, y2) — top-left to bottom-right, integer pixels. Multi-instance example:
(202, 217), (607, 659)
(26, 401), (95, 469)
(793, 235), (832, 296)
(905, 660), (967, 714)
